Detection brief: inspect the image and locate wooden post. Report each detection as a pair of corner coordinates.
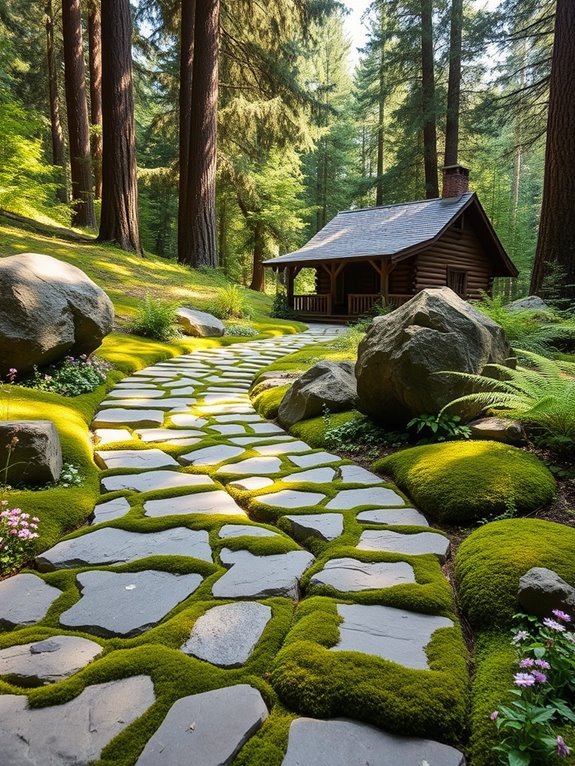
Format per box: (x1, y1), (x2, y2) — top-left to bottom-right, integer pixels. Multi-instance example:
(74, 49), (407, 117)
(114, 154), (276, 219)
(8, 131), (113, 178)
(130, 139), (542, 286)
(286, 266), (295, 308)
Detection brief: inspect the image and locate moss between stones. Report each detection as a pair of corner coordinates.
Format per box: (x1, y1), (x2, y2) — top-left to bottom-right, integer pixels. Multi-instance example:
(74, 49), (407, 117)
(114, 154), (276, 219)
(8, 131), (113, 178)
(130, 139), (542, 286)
(290, 410), (358, 448)
(252, 385), (291, 419)
(374, 441), (556, 525)
(455, 518), (575, 630)
(271, 596), (469, 745)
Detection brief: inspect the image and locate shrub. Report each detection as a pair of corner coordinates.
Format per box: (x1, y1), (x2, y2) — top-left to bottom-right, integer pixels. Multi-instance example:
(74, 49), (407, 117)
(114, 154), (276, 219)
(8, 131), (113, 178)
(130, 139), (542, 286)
(375, 441), (556, 525)
(130, 294), (178, 341)
(0, 501), (39, 574)
(21, 355), (110, 396)
(225, 323), (259, 337)
(325, 415), (406, 457)
(270, 291), (296, 319)
(442, 352), (575, 439)
(455, 519), (575, 629)
(208, 285), (250, 320)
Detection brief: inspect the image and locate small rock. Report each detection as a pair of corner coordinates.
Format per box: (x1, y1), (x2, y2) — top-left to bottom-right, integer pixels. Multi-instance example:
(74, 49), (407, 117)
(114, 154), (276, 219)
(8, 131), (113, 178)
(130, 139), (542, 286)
(0, 421), (62, 486)
(518, 567), (575, 617)
(507, 295), (549, 313)
(278, 361), (357, 428)
(468, 416), (525, 444)
(176, 307), (225, 337)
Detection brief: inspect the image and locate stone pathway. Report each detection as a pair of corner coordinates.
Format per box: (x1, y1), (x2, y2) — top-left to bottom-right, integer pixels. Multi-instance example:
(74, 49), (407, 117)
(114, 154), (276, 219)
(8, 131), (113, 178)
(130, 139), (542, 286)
(0, 326), (466, 765)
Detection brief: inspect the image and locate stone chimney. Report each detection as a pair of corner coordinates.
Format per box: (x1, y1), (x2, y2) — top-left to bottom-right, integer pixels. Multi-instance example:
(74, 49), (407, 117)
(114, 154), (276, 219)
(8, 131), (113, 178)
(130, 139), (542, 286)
(442, 164), (469, 198)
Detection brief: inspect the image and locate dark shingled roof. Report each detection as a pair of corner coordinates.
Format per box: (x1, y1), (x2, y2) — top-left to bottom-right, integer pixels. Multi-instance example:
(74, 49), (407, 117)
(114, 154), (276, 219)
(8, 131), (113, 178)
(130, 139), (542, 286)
(264, 193), (474, 266)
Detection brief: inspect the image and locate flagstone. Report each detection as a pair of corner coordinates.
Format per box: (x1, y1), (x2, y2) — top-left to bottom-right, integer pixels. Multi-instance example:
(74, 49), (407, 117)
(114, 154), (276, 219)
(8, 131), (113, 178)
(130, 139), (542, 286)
(338, 465), (384, 484)
(93, 409), (164, 429)
(94, 428), (133, 446)
(135, 428), (206, 442)
(213, 548), (315, 598)
(228, 476), (275, 491)
(218, 524), (278, 539)
(91, 496), (131, 524)
(326, 487), (405, 509)
(310, 558), (415, 592)
(356, 508), (429, 527)
(180, 445), (245, 466)
(0, 635), (102, 686)
(0, 574), (62, 629)
(95, 449), (178, 471)
(216, 456), (282, 475)
(284, 467), (336, 484)
(169, 414), (208, 428)
(102, 469), (213, 494)
(288, 451), (341, 468)
(284, 513), (343, 542)
(356, 530), (450, 561)
(256, 490), (325, 508)
(107, 388), (166, 399)
(144, 490), (245, 518)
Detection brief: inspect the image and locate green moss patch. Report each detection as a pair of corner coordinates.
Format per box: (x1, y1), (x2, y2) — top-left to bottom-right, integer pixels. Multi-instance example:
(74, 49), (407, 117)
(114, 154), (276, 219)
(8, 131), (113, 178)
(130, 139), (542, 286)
(252, 385), (291, 419)
(456, 518), (575, 629)
(374, 441), (556, 525)
(290, 410), (358, 448)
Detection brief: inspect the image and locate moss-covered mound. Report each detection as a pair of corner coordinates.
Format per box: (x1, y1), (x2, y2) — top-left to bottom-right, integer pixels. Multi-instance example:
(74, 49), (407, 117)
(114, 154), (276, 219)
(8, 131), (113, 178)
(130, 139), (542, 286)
(374, 441), (555, 524)
(456, 518), (575, 629)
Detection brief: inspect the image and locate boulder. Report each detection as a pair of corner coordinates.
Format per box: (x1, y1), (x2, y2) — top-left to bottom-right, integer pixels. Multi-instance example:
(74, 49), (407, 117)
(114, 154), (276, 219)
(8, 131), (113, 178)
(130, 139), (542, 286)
(468, 416), (525, 444)
(355, 287), (512, 427)
(507, 295), (549, 313)
(0, 253), (114, 377)
(518, 567), (575, 618)
(251, 372), (301, 398)
(0, 421), (62, 486)
(176, 307), (224, 337)
(278, 360), (357, 428)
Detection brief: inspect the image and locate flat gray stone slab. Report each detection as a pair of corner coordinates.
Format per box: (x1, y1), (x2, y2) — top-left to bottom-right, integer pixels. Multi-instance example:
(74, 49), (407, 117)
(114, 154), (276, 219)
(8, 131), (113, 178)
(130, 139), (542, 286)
(102, 469), (214, 494)
(250, 422), (284, 434)
(229, 435), (292, 447)
(284, 468), (336, 484)
(181, 602), (272, 666)
(94, 428), (133, 445)
(357, 530), (450, 560)
(107, 388), (166, 399)
(218, 524), (278, 539)
(0, 635), (102, 686)
(212, 414), (262, 423)
(209, 424), (247, 435)
(0, 675), (155, 766)
(37, 527), (212, 570)
(60, 570), (203, 637)
(0, 574), (62, 629)
(255, 440), (310, 455)
(228, 476), (274, 491)
(256, 490), (325, 509)
(135, 428), (205, 442)
(91, 496), (131, 524)
(288, 452), (340, 468)
(310, 558), (415, 592)
(282, 718), (466, 766)
(213, 549), (315, 598)
(338, 465), (384, 485)
(103, 398), (196, 410)
(217, 456), (282, 475)
(332, 604), (453, 669)
(180, 445), (245, 466)
(144, 490), (246, 518)
(135, 684), (268, 766)
(326, 487), (405, 509)
(169, 414), (208, 428)
(285, 513), (343, 542)
(95, 449), (178, 471)
(93, 409), (164, 428)
(357, 508), (429, 527)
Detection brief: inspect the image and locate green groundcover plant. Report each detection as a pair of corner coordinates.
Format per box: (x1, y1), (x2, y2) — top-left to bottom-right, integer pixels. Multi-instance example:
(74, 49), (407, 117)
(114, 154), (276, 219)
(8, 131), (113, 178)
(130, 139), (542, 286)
(0, 500), (39, 574)
(491, 611), (575, 765)
(20, 355), (111, 397)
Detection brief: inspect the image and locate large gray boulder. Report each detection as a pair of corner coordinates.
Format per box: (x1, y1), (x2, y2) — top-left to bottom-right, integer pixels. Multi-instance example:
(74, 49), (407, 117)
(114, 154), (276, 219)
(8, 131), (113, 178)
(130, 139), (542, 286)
(0, 253), (114, 377)
(176, 307), (224, 337)
(355, 287), (512, 427)
(278, 360), (357, 428)
(0, 421), (62, 486)
(518, 567), (575, 617)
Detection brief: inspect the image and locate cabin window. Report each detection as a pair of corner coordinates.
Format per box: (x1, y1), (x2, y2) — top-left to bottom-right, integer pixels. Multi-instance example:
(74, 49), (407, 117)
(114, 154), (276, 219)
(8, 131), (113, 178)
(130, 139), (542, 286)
(447, 267), (468, 297)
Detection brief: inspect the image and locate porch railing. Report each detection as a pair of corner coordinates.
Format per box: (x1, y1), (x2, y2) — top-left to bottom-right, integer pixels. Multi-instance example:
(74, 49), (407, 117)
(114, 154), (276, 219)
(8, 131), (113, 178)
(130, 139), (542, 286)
(347, 293), (380, 315)
(293, 294), (332, 314)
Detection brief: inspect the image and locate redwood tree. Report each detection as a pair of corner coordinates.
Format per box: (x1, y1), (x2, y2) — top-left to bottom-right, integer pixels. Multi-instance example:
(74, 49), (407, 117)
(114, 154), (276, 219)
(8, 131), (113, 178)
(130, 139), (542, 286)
(178, 0), (196, 254)
(420, 0), (439, 198)
(98, 0), (142, 254)
(178, 0), (219, 267)
(530, 0), (575, 300)
(61, 0), (96, 227)
(444, 0), (463, 167)
(88, 0), (103, 199)
(45, 0), (67, 203)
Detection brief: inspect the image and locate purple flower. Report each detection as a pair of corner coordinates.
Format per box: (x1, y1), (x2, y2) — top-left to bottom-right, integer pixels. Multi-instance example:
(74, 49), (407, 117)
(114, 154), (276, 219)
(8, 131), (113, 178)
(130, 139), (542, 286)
(534, 659), (550, 670)
(557, 736), (571, 758)
(512, 630), (530, 643)
(532, 671), (547, 684)
(490, 711), (499, 721)
(543, 618), (566, 632)
(552, 609), (571, 623)
(514, 672), (536, 687)
(519, 658), (534, 668)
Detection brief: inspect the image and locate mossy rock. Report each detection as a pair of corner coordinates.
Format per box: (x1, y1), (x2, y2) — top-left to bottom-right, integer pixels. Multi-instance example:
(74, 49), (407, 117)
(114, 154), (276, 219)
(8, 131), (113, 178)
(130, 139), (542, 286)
(374, 441), (555, 524)
(455, 518), (575, 629)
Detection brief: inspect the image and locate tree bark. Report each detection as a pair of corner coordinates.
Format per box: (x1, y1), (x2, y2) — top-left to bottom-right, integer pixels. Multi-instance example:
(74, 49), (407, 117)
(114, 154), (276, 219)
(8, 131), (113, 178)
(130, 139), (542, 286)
(376, 3), (386, 206)
(61, 0), (96, 227)
(98, 0), (142, 254)
(45, 0), (68, 204)
(178, 0), (219, 267)
(178, 0), (196, 252)
(249, 221), (265, 291)
(88, 0), (103, 199)
(530, 0), (575, 299)
(444, 0), (463, 167)
(420, 0), (439, 198)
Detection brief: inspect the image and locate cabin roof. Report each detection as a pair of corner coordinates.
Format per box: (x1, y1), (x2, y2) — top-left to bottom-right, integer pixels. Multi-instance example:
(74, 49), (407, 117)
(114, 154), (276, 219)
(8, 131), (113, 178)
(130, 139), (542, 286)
(263, 192), (518, 277)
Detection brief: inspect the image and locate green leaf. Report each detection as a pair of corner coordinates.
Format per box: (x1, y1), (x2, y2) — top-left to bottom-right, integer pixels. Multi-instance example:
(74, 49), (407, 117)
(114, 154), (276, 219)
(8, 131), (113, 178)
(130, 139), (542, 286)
(508, 750), (531, 766)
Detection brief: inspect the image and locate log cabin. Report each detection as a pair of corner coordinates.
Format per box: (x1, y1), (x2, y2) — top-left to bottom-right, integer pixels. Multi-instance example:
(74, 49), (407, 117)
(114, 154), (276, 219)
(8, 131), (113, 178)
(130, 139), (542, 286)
(263, 165), (518, 321)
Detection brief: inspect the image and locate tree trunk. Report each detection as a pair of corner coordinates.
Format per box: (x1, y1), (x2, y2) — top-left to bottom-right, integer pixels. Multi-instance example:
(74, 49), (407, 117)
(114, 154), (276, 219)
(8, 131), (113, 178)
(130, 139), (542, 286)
(444, 0), (463, 167)
(178, 0), (196, 252)
(45, 0), (68, 204)
(88, 0), (103, 199)
(531, 0), (575, 300)
(376, 4), (386, 206)
(61, 0), (96, 227)
(178, 0), (219, 267)
(98, 0), (142, 254)
(249, 221), (265, 291)
(420, 0), (439, 198)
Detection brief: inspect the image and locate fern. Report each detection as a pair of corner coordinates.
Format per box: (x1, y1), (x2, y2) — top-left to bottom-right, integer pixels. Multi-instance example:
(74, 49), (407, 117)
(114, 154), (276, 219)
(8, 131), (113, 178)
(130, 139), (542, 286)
(441, 351), (575, 438)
